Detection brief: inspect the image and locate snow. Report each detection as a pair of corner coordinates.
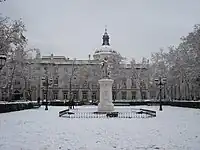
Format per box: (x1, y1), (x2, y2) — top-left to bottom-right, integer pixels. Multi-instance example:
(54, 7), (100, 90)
(0, 106), (200, 150)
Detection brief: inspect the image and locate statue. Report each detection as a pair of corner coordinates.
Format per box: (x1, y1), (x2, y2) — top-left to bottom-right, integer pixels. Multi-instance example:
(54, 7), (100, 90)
(98, 56), (114, 112)
(101, 57), (109, 78)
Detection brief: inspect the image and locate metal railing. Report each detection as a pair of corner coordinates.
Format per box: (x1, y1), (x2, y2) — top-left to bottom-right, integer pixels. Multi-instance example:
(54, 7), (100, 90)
(59, 108), (156, 119)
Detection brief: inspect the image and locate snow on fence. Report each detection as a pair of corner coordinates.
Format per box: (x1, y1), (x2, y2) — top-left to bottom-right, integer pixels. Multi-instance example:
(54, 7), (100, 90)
(59, 108), (156, 119)
(59, 109), (70, 117)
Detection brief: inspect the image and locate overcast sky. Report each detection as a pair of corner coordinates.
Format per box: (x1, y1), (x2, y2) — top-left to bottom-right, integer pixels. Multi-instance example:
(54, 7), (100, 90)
(1, 0), (200, 62)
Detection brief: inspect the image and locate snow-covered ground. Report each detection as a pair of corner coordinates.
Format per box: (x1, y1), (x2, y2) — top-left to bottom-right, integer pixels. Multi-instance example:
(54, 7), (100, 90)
(0, 106), (200, 150)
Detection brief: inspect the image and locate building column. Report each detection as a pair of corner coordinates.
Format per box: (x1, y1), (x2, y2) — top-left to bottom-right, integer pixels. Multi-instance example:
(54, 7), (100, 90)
(79, 90), (82, 102)
(96, 90), (100, 102)
(146, 90), (150, 99)
(88, 90), (92, 102)
(136, 90), (141, 100)
(174, 85), (177, 100)
(57, 89), (61, 100)
(127, 91), (132, 100)
(32, 88), (36, 101)
(117, 91), (121, 100)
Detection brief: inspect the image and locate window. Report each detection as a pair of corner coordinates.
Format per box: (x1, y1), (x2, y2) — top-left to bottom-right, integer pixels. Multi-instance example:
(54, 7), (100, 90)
(32, 76), (37, 80)
(15, 72), (21, 76)
(2, 94), (6, 101)
(121, 91), (127, 100)
(82, 91), (88, 99)
(92, 92), (97, 100)
(54, 66), (58, 73)
(131, 79), (136, 88)
(35, 67), (40, 70)
(72, 91), (78, 100)
(92, 84), (98, 89)
(63, 92), (68, 100)
(140, 81), (146, 89)
(43, 93), (47, 100)
(142, 92), (146, 99)
(2, 71), (6, 76)
(112, 91), (116, 100)
(112, 83), (117, 89)
(53, 93), (58, 100)
(54, 77), (58, 85)
(64, 68), (68, 72)
(132, 91), (136, 99)
(75, 84), (79, 88)
(42, 81), (47, 86)
(72, 84), (79, 89)
(44, 66), (47, 71)
(150, 91), (156, 99)
(14, 80), (20, 85)
(122, 79), (126, 88)
(3, 80), (6, 85)
(83, 81), (88, 88)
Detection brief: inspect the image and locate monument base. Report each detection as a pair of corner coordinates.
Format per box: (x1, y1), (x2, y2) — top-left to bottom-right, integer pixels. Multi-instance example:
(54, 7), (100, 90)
(98, 103), (114, 112)
(97, 78), (114, 112)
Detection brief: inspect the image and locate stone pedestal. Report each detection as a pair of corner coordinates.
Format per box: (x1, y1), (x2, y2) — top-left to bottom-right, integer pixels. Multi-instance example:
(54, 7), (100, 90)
(98, 78), (114, 112)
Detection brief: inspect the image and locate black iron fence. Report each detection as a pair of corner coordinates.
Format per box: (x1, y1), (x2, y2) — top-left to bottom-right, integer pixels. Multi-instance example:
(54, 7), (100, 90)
(59, 108), (156, 119)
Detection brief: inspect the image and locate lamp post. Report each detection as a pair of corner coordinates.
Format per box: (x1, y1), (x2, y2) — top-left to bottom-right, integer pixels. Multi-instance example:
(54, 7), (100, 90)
(0, 54), (7, 101)
(68, 58), (77, 109)
(69, 76), (77, 109)
(155, 77), (166, 111)
(69, 76), (72, 109)
(0, 54), (7, 71)
(42, 67), (53, 110)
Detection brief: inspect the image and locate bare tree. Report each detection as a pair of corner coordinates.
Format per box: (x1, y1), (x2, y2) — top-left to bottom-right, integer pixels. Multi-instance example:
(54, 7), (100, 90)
(77, 63), (102, 103)
(60, 59), (78, 108)
(130, 57), (149, 100)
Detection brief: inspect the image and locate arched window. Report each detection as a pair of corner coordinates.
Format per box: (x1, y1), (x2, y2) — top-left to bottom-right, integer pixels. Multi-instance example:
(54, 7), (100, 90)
(112, 82), (117, 89)
(54, 77), (59, 85)
(140, 81), (146, 89)
(122, 79), (127, 88)
(131, 79), (136, 88)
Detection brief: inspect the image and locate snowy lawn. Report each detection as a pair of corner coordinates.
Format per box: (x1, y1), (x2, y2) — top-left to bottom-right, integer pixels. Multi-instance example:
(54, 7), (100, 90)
(0, 106), (200, 150)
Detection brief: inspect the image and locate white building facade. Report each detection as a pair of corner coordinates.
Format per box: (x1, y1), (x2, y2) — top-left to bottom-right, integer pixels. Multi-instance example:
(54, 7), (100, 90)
(0, 29), (155, 102)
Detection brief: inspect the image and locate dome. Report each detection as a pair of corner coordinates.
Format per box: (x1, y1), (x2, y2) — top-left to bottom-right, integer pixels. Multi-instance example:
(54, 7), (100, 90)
(93, 45), (119, 60)
(93, 28), (120, 60)
(94, 45), (117, 54)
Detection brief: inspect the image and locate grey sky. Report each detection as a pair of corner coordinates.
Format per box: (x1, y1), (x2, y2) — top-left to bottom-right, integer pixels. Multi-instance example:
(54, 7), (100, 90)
(1, 0), (200, 62)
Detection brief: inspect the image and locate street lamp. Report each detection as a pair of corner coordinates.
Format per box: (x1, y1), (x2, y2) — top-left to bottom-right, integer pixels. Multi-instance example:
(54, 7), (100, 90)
(69, 76), (76, 109)
(155, 77), (166, 111)
(0, 54), (7, 71)
(42, 76), (53, 110)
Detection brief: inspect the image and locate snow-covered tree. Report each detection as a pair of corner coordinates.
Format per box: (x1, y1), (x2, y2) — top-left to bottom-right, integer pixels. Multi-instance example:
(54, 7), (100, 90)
(0, 0), (6, 3)
(0, 46), (37, 101)
(150, 24), (200, 100)
(0, 16), (26, 56)
(130, 57), (149, 99)
(0, 15), (40, 101)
